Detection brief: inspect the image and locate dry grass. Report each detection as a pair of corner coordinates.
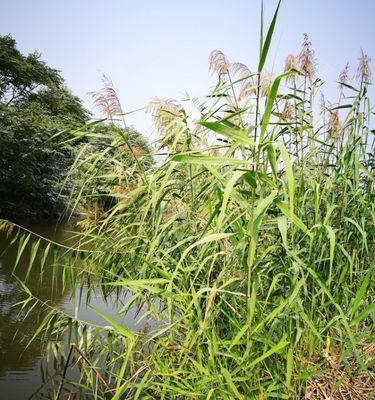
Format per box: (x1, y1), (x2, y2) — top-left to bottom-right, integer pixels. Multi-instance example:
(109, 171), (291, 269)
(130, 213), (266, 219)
(306, 344), (375, 400)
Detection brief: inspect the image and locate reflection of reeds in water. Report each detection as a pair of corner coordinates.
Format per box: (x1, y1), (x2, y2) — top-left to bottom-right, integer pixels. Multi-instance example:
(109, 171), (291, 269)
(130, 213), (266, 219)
(0, 224), (71, 399)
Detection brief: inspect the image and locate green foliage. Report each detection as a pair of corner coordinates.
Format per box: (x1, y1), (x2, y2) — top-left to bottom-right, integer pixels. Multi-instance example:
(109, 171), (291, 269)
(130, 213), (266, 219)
(8, 2), (375, 399)
(0, 34), (89, 215)
(60, 121), (154, 218)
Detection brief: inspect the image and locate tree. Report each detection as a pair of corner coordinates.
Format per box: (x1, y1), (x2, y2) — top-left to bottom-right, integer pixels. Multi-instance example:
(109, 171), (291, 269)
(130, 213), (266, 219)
(0, 35), (89, 218)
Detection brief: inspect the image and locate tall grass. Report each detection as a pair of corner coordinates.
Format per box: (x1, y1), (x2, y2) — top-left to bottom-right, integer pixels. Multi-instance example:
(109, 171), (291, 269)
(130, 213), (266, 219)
(4, 2), (374, 399)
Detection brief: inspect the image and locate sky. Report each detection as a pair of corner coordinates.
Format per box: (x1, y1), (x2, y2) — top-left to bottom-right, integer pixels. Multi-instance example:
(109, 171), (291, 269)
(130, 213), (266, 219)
(1, 0), (374, 141)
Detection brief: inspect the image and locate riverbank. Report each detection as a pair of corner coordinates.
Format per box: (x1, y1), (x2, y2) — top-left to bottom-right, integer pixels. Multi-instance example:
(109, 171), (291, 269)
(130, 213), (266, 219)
(0, 199), (64, 223)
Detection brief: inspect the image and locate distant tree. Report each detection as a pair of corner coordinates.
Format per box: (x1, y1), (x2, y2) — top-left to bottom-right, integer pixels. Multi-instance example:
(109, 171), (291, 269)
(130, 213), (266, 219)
(0, 34), (89, 218)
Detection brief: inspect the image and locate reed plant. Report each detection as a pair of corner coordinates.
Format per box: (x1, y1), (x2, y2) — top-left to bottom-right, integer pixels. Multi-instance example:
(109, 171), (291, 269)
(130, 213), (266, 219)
(3, 1), (374, 398)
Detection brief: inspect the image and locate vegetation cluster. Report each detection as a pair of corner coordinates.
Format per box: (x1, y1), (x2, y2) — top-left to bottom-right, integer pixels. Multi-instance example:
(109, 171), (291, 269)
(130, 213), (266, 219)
(2, 2), (374, 399)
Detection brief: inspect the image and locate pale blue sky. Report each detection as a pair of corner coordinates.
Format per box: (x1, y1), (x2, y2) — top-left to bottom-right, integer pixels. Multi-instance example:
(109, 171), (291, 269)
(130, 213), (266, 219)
(1, 0), (374, 139)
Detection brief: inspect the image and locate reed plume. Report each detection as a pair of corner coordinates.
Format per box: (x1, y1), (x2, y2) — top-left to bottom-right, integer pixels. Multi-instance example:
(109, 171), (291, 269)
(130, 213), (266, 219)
(284, 54), (297, 84)
(281, 100), (293, 122)
(208, 50), (230, 76)
(338, 62), (350, 92)
(327, 109), (341, 139)
(357, 49), (371, 84)
(297, 33), (317, 82)
(89, 74), (123, 120)
(146, 97), (184, 133)
(260, 71), (273, 97)
(229, 62), (256, 100)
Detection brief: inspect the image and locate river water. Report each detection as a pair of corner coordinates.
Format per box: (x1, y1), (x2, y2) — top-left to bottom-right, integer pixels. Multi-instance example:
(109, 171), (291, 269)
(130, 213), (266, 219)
(0, 221), (142, 400)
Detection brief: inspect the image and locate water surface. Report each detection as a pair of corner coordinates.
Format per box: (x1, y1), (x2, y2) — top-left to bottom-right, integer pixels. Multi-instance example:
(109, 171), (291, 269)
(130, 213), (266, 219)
(0, 221), (143, 400)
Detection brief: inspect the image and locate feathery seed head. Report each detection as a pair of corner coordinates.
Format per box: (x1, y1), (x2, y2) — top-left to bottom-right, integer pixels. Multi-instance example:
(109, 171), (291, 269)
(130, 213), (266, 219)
(284, 54), (297, 72)
(327, 110), (341, 138)
(297, 33), (317, 82)
(239, 80), (257, 100)
(146, 98), (184, 133)
(229, 62), (250, 77)
(284, 54), (298, 84)
(281, 100), (294, 122)
(260, 71), (273, 97)
(209, 50), (230, 76)
(338, 62), (350, 92)
(228, 62), (255, 100)
(357, 49), (371, 84)
(89, 74), (123, 120)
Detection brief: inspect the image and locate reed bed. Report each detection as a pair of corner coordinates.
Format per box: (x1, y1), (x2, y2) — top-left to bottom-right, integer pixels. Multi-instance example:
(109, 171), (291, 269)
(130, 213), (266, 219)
(4, 1), (374, 399)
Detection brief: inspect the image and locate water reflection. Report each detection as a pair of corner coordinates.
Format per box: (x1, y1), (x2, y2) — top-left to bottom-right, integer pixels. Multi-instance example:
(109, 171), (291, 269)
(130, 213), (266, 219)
(0, 222), (151, 400)
(0, 224), (155, 400)
(0, 223), (67, 399)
